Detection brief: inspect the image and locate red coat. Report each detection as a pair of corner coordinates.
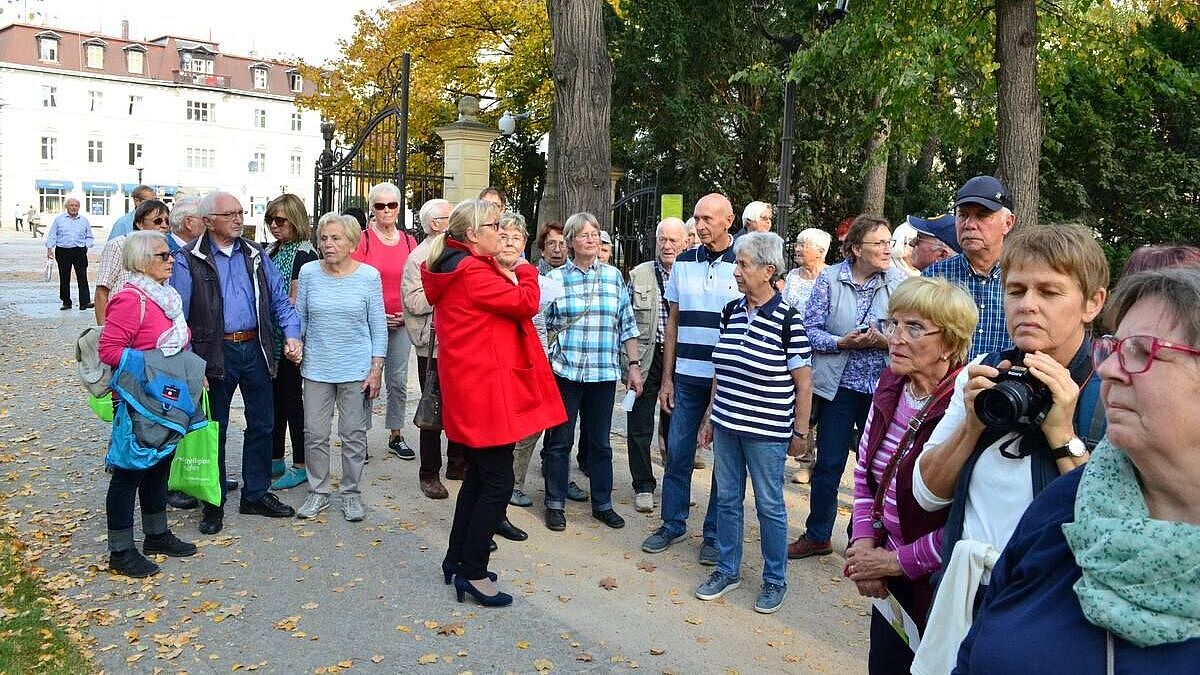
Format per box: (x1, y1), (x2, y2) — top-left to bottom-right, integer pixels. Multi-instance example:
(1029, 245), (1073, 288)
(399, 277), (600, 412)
(420, 239), (566, 448)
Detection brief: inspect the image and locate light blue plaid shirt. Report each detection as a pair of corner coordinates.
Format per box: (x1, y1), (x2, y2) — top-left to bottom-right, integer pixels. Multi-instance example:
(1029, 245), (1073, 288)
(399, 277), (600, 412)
(545, 259), (638, 383)
(924, 254), (1010, 359)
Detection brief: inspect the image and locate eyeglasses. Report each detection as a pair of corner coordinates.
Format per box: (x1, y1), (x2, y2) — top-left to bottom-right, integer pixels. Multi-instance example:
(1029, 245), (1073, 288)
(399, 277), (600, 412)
(860, 240), (892, 248)
(1092, 334), (1200, 375)
(151, 251), (172, 261)
(268, 216), (290, 226)
(498, 233), (525, 244)
(878, 319), (942, 341)
(479, 221), (501, 231)
(211, 210), (246, 219)
(373, 202), (399, 211)
(544, 240), (567, 249)
(575, 232), (601, 240)
(430, 216), (449, 222)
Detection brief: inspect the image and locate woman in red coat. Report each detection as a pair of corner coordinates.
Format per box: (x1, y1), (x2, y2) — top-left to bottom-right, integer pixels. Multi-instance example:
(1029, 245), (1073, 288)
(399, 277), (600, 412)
(421, 199), (565, 607)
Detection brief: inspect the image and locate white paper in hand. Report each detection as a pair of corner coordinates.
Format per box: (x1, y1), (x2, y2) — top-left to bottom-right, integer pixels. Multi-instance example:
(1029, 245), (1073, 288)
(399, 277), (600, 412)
(538, 275), (564, 308)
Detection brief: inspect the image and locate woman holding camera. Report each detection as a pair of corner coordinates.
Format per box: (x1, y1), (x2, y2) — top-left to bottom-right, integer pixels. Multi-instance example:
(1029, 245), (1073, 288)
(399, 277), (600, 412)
(953, 267), (1200, 672)
(911, 224), (1109, 671)
(789, 215), (907, 559)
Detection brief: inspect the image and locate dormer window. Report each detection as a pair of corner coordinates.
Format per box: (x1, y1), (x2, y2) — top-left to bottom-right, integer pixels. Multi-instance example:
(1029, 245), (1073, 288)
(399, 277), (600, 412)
(181, 52), (214, 75)
(36, 32), (60, 62)
(84, 40), (106, 69)
(124, 45), (146, 75)
(287, 69), (302, 93)
(251, 65), (268, 90)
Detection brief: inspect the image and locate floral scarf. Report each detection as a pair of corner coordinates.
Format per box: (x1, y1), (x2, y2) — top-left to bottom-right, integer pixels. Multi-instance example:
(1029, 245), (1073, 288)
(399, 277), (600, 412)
(125, 273), (189, 356)
(1062, 438), (1200, 647)
(269, 241), (304, 362)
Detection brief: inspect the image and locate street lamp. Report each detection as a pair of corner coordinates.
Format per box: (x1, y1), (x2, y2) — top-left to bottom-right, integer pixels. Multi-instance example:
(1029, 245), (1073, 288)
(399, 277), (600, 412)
(751, 0), (850, 241)
(498, 110), (531, 137)
(135, 164), (144, 183)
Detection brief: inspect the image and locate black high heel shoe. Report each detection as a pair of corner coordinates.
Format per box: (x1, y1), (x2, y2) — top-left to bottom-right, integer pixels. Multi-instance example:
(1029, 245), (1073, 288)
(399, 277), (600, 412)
(441, 560), (498, 585)
(453, 574), (512, 607)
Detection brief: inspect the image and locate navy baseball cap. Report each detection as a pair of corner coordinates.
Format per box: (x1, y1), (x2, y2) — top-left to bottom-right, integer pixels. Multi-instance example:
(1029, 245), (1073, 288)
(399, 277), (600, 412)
(907, 213), (961, 254)
(954, 175), (1012, 211)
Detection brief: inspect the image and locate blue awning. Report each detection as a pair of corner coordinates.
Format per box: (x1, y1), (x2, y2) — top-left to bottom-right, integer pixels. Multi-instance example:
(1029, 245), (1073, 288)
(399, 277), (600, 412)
(35, 179), (73, 190)
(82, 182), (119, 193)
(121, 183), (140, 193)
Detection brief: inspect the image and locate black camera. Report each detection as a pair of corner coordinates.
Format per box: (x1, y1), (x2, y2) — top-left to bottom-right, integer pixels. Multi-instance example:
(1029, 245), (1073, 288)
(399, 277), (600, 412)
(974, 365), (1052, 432)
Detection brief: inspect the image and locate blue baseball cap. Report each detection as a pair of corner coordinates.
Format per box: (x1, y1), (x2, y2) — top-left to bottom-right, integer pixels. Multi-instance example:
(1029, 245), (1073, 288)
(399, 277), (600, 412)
(906, 213), (961, 254)
(954, 175), (1012, 212)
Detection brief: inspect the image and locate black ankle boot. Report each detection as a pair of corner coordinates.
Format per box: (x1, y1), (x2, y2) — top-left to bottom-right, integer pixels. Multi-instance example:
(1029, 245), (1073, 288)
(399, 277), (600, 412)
(143, 531), (197, 557)
(109, 549), (160, 578)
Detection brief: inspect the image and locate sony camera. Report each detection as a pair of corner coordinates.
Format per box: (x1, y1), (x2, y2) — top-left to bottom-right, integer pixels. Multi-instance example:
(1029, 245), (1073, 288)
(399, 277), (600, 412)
(974, 364), (1052, 432)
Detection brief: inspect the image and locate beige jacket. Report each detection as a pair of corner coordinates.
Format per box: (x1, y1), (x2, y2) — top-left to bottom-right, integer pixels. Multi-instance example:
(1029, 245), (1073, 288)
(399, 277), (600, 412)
(402, 237), (435, 357)
(626, 259), (662, 369)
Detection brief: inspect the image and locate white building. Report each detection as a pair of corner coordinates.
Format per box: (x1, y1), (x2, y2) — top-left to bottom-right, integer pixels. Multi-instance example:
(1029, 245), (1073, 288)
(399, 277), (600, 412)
(0, 21), (323, 235)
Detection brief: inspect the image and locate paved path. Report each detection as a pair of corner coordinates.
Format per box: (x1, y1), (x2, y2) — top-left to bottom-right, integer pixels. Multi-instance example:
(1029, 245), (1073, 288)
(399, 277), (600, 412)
(0, 233), (870, 674)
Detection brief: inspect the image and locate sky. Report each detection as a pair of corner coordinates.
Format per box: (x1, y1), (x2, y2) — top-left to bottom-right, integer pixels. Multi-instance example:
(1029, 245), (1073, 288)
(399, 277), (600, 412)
(3, 0), (385, 64)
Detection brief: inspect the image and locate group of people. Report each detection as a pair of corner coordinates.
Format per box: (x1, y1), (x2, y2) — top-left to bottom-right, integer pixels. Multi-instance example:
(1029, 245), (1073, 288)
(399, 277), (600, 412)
(81, 176), (1199, 667)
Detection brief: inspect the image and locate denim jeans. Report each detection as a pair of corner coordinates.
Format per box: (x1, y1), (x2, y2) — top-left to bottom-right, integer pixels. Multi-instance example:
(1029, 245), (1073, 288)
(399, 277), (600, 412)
(542, 377), (616, 511)
(803, 386), (872, 543)
(659, 373), (719, 543)
(712, 426), (789, 586)
(208, 340), (276, 506)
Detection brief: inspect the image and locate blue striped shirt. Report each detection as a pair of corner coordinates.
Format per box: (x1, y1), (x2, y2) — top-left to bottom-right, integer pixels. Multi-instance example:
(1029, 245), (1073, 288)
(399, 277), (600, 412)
(924, 254), (1009, 359)
(545, 259), (638, 382)
(711, 294), (813, 441)
(663, 245), (741, 379)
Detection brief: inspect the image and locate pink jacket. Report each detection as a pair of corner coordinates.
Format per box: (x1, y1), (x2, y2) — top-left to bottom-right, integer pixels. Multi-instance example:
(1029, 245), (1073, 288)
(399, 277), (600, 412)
(98, 287), (191, 366)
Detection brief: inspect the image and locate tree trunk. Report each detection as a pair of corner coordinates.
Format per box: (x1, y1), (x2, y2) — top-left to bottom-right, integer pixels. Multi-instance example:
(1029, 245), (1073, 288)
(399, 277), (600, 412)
(537, 130), (562, 226)
(548, 0), (613, 226)
(995, 0), (1041, 230)
(860, 92), (889, 216)
(916, 134), (939, 180)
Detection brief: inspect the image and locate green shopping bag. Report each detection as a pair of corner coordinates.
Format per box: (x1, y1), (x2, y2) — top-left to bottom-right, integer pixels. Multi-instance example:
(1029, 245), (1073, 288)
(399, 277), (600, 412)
(168, 391), (221, 506)
(88, 392), (115, 423)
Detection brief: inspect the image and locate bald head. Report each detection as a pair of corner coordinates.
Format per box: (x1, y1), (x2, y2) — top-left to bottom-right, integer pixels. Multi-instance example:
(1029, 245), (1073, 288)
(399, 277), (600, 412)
(693, 193), (734, 251)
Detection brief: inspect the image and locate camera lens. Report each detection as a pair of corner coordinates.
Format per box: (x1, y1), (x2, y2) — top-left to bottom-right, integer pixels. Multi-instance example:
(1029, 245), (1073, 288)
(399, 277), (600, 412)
(975, 381), (1032, 430)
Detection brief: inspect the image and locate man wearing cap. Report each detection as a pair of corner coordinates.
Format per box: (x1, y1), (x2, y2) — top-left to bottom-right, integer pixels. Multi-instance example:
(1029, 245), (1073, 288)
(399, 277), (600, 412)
(598, 229), (614, 265)
(923, 176), (1014, 359)
(907, 213), (959, 272)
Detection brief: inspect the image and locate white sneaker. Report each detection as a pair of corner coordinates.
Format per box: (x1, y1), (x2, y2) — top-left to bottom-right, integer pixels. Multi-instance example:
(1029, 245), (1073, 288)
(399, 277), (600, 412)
(634, 492), (654, 513)
(342, 494), (365, 522)
(296, 493), (330, 519)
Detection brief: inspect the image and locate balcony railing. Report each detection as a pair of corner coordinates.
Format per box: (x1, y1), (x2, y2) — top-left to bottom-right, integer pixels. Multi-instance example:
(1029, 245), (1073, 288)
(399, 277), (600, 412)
(173, 71), (230, 89)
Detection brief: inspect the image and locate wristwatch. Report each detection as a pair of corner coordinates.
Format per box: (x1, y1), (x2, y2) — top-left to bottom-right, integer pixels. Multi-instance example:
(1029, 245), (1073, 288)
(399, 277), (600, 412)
(628, 360), (641, 368)
(792, 429), (808, 440)
(1051, 437), (1087, 460)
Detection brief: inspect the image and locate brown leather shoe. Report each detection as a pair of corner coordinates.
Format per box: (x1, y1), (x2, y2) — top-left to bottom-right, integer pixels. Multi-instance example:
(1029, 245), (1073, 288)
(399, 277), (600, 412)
(445, 462), (466, 481)
(420, 477), (449, 500)
(787, 536), (832, 559)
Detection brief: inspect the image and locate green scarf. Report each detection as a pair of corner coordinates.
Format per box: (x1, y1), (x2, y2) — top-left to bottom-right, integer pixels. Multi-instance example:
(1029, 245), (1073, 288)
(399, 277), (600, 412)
(1062, 438), (1200, 647)
(270, 242), (301, 363)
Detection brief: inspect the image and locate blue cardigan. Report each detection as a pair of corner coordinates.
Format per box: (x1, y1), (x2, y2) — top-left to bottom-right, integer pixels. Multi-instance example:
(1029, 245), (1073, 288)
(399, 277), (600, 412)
(954, 467), (1200, 673)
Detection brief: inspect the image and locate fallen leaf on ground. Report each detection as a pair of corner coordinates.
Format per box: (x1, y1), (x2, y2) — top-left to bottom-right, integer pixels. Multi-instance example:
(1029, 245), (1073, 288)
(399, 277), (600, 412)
(599, 577), (618, 590)
(636, 560), (657, 573)
(417, 653), (438, 665)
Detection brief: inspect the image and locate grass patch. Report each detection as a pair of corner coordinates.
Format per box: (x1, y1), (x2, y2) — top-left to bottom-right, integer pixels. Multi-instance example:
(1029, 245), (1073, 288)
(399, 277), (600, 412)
(0, 523), (91, 673)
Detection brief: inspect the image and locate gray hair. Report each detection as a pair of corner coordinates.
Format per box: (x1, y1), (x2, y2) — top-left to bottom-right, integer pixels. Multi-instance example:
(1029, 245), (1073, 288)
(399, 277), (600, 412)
(368, 182), (401, 207)
(418, 198), (450, 235)
(742, 200), (772, 225)
(122, 230), (168, 274)
(198, 190), (237, 217)
(1105, 267), (1200, 344)
(317, 211), (361, 250)
(733, 231), (786, 278)
(563, 211), (601, 253)
(796, 227), (832, 254)
(170, 196), (200, 233)
(684, 217), (697, 237)
(499, 211), (527, 234)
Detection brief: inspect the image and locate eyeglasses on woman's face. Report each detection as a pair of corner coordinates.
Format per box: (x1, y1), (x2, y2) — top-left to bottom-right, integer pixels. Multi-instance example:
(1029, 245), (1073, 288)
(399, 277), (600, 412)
(1092, 334), (1200, 375)
(879, 318), (942, 341)
(151, 251), (172, 262)
(268, 216), (291, 226)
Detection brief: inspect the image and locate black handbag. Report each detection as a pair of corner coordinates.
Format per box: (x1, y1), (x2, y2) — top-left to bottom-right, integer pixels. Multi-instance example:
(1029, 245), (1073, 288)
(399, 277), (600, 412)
(412, 329), (443, 431)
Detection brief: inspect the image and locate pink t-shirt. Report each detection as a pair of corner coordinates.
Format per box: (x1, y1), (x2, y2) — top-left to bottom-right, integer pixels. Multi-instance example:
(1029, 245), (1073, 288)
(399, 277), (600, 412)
(97, 287), (191, 366)
(351, 227), (417, 316)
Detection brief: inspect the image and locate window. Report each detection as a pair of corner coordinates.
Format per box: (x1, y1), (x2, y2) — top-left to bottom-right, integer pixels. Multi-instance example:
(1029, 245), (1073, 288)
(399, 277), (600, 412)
(85, 44), (104, 69)
(88, 90), (103, 112)
(290, 112), (302, 132)
(287, 71), (302, 92)
(38, 188), (66, 213)
(253, 109), (266, 128)
(289, 153), (302, 177)
(251, 151), (266, 173)
(252, 67), (267, 89)
(126, 50), (144, 75)
(128, 95), (142, 116)
(40, 136), (57, 161)
(42, 85), (56, 108)
(185, 147), (215, 170)
(85, 190), (110, 216)
(186, 100), (212, 122)
(88, 139), (104, 164)
(128, 142), (143, 166)
(37, 37), (58, 62)
(182, 54), (214, 75)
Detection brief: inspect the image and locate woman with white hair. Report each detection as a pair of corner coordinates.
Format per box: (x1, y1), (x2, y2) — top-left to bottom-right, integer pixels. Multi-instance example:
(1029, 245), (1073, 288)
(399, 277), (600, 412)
(782, 227), (831, 484)
(352, 182), (419, 461)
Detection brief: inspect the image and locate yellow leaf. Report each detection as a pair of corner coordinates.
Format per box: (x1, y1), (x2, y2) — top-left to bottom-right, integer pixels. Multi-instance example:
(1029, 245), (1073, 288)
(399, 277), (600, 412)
(516, 640), (530, 649)
(417, 653), (439, 665)
(337, 660), (353, 668)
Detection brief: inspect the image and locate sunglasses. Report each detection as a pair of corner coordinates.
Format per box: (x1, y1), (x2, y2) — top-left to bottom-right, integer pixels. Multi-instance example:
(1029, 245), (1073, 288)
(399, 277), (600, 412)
(373, 202), (399, 211)
(151, 251), (172, 261)
(149, 217), (167, 226)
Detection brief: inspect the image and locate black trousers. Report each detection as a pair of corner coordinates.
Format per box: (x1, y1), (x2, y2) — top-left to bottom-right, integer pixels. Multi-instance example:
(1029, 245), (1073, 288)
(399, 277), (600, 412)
(445, 443), (514, 580)
(417, 355), (465, 480)
(106, 454), (171, 531)
(54, 246), (90, 307)
(868, 578), (918, 675)
(271, 358), (305, 465)
(627, 343), (670, 493)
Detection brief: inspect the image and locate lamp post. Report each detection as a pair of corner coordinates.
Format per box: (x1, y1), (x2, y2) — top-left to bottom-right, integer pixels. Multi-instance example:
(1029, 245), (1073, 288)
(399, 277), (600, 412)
(751, 0), (849, 241)
(135, 164), (144, 183)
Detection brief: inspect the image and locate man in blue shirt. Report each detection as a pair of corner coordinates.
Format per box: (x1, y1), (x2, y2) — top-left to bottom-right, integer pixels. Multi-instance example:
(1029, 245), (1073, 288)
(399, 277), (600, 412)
(44, 197), (94, 310)
(924, 176), (1015, 359)
(108, 185), (157, 242)
(172, 191), (303, 533)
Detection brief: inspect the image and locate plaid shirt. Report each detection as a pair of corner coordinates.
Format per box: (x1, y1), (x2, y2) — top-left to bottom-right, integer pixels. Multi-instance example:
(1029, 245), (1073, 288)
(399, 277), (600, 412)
(96, 235), (131, 291)
(655, 260), (670, 344)
(924, 254), (1010, 359)
(545, 259), (638, 383)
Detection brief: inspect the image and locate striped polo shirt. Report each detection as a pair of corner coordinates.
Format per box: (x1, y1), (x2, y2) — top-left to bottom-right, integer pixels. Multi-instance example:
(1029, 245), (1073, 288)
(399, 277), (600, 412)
(663, 244), (740, 379)
(711, 294), (813, 441)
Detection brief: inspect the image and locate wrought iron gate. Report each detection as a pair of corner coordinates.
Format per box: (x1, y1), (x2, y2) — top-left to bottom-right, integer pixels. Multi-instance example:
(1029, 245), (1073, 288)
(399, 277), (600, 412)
(610, 173), (661, 273)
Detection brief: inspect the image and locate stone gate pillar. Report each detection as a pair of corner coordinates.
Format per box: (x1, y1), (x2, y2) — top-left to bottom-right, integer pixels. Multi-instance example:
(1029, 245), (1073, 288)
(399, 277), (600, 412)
(435, 96), (499, 204)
